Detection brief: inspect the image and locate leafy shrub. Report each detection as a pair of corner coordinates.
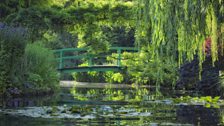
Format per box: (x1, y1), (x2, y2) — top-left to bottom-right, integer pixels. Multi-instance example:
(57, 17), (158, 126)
(112, 73), (124, 83)
(72, 62), (105, 83)
(73, 70), (125, 84)
(104, 71), (114, 83)
(72, 71), (105, 83)
(24, 43), (59, 90)
(123, 50), (178, 87)
(0, 25), (27, 94)
(104, 71), (124, 83)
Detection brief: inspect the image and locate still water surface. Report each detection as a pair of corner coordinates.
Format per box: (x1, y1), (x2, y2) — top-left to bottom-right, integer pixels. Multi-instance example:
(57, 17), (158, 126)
(0, 85), (223, 126)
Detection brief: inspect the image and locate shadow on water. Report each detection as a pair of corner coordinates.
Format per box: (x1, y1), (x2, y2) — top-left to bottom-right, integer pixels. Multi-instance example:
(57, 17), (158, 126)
(177, 105), (223, 126)
(0, 85), (224, 126)
(0, 96), (59, 108)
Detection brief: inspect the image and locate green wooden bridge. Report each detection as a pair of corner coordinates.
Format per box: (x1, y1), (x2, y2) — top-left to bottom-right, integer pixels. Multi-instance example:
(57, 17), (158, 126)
(54, 47), (138, 73)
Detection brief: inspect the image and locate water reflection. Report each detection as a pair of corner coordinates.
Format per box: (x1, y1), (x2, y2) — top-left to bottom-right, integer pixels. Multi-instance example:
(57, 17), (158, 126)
(177, 105), (222, 126)
(0, 85), (224, 126)
(71, 84), (162, 102)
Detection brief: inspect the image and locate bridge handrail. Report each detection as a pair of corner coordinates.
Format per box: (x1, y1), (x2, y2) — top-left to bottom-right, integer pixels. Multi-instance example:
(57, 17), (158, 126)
(54, 47), (138, 70)
(54, 48), (88, 53)
(54, 47), (138, 53)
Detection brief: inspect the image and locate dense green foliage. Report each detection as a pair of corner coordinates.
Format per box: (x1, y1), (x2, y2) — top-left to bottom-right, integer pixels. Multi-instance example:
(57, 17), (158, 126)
(24, 43), (59, 90)
(1, 0), (135, 47)
(0, 25), (59, 96)
(123, 51), (178, 86)
(72, 71), (125, 84)
(0, 26), (27, 95)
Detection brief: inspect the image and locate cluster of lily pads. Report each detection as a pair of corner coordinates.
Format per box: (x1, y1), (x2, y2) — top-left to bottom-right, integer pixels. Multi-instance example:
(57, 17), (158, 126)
(174, 96), (224, 108)
(0, 105), (153, 120)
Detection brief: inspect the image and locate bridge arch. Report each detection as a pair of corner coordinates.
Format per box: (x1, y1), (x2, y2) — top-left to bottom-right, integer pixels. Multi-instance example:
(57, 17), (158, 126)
(54, 47), (138, 73)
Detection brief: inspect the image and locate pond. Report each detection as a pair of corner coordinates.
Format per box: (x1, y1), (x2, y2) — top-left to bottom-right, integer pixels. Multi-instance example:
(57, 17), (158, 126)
(0, 83), (224, 126)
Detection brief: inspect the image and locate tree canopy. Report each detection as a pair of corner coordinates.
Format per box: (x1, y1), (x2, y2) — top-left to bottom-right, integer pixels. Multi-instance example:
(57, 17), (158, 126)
(1, 0), (136, 51)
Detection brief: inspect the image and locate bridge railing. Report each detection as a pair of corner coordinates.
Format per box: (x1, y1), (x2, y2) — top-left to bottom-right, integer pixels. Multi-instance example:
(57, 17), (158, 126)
(54, 47), (138, 70)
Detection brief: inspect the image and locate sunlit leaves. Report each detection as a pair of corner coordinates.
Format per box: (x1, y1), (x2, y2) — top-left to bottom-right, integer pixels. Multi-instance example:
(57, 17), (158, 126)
(136, 0), (223, 81)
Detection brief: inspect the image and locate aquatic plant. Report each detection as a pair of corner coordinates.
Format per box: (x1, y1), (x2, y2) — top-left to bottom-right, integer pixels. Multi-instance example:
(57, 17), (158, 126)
(174, 96), (223, 108)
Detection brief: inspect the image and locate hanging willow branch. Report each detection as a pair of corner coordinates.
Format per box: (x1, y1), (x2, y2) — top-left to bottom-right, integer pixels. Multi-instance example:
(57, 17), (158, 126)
(136, 0), (224, 77)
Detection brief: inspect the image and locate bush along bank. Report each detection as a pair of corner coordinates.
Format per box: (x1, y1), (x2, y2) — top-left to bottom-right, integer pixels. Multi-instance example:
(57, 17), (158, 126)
(0, 25), (59, 98)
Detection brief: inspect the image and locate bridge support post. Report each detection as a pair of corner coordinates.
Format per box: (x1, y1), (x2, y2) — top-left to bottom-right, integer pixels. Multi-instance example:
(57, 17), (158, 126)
(59, 50), (63, 69)
(88, 54), (93, 67)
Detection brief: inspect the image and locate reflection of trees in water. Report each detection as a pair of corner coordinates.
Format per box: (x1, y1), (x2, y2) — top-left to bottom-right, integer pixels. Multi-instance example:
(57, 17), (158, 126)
(2, 88), (224, 125)
(176, 105), (223, 126)
(71, 86), (158, 102)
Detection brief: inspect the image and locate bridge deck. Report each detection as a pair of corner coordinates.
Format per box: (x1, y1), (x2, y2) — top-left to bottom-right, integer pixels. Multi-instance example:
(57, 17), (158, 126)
(58, 65), (124, 73)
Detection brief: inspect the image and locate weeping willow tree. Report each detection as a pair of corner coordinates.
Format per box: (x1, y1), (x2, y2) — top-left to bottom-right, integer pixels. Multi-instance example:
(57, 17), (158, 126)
(136, 0), (224, 78)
